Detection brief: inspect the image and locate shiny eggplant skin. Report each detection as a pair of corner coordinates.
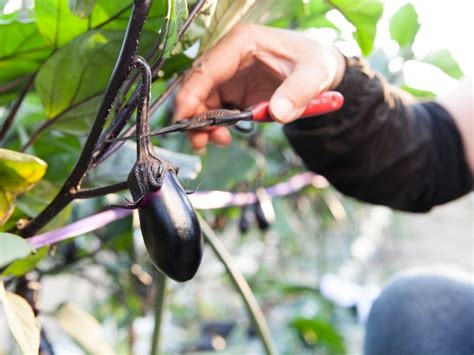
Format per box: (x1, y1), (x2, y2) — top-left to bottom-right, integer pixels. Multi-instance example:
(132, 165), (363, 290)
(254, 199), (275, 231)
(138, 171), (202, 282)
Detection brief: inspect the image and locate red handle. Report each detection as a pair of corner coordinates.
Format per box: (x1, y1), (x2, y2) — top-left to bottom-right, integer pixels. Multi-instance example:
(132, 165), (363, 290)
(250, 91), (344, 123)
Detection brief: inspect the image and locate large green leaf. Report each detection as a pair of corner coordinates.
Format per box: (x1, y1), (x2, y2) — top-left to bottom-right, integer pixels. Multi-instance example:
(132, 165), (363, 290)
(0, 233), (35, 268)
(0, 281), (41, 354)
(423, 49), (463, 80)
(35, 30), (123, 118)
(0, 149), (47, 225)
(0, 22), (51, 85)
(389, 4), (420, 48)
(35, 30), (156, 132)
(35, 0), (90, 48)
(328, 0), (383, 56)
(35, 0), (137, 49)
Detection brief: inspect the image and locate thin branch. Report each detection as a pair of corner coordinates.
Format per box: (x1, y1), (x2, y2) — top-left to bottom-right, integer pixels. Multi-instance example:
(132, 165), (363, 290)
(0, 75), (35, 141)
(150, 271), (166, 355)
(73, 181), (129, 199)
(0, 76), (29, 94)
(178, 0), (207, 40)
(20, 0), (152, 238)
(149, 74), (183, 116)
(199, 216), (276, 355)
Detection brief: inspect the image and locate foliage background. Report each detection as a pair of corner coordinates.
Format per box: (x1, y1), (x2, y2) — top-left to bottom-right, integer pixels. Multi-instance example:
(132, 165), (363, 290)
(0, 0), (471, 354)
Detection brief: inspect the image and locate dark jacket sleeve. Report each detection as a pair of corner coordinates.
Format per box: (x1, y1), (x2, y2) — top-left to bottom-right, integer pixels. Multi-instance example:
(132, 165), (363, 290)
(283, 57), (473, 212)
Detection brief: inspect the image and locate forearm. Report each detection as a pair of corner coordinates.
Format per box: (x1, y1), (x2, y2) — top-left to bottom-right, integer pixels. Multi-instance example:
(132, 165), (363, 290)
(284, 57), (473, 212)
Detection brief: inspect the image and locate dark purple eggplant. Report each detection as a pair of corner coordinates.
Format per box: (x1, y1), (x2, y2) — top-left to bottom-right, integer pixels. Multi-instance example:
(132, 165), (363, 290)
(125, 56), (202, 282)
(238, 205), (253, 234)
(254, 188), (275, 231)
(135, 170), (202, 282)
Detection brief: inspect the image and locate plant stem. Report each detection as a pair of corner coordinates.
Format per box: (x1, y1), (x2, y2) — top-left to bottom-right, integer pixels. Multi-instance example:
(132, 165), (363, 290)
(73, 181), (129, 199)
(0, 75), (35, 141)
(199, 216), (276, 355)
(0, 75), (29, 94)
(150, 271), (166, 355)
(20, 0), (152, 237)
(133, 56), (153, 162)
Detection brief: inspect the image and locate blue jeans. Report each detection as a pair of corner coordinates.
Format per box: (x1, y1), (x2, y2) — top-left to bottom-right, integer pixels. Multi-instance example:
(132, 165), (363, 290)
(364, 272), (474, 355)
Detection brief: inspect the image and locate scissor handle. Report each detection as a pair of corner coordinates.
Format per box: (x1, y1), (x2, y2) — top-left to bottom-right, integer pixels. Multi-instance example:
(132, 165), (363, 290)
(250, 91), (344, 123)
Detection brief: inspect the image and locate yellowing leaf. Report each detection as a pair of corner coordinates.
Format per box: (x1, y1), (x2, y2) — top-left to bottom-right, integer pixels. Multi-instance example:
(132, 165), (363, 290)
(0, 281), (41, 354)
(0, 149), (47, 226)
(194, 0), (282, 54)
(199, 0), (257, 53)
(56, 303), (115, 354)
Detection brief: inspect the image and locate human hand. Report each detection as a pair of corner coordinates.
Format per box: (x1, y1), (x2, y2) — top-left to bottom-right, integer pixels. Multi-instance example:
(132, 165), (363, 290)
(174, 24), (346, 151)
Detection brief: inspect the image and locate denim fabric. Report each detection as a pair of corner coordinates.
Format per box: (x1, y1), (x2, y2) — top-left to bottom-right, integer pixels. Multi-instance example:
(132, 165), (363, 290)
(364, 272), (474, 355)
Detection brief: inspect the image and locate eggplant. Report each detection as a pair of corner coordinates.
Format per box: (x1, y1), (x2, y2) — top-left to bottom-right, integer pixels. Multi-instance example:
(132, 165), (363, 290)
(254, 188), (275, 231)
(126, 56), (202, 282)
(132, 168), (202, 282)
(238, 205), (253, 234)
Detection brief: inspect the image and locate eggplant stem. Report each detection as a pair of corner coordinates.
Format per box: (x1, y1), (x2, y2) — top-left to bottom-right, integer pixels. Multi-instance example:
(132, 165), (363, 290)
(133, 56), (154, 163)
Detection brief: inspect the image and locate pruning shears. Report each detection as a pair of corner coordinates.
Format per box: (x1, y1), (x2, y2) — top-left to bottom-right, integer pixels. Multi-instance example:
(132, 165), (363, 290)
(110, 91), (344, 142)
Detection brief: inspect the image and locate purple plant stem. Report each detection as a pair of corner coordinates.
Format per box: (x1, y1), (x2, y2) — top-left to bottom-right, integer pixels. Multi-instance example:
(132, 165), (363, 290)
(27, 173), (328, 249)
(28, 209), (132, 249)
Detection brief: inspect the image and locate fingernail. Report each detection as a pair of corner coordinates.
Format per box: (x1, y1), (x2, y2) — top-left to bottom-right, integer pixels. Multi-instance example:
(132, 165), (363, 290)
(195, 147), (207, 155)
(271, 97), (294, 122)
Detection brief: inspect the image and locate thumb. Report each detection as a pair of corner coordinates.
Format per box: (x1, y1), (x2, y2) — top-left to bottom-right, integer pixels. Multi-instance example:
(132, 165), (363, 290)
(269, 65), (327, 124)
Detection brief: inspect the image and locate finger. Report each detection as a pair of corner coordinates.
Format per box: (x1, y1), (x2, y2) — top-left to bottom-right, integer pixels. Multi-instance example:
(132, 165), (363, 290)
(269, 63), (332, 123)
(209, 127), (232, 147)
(175, 24), (260, 120)
(189, 131), (209, 151)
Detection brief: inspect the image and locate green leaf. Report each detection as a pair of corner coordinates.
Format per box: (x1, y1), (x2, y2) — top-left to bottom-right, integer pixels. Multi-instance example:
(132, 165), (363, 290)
(389, 4), (420, 48)
(161, 0), (189, 58)
(0, 281), (41, 354)
(35, 0), (90, 48)
(423, 49), (463, 80)
(0, 233), (35, 268)
(197, 141), (258, 190)
(328, 0), (383, 56)
(30, 134), (81, 182)
(55, 303), (115, 354)
(291, 317), (346, 354)
(35, 30), (123, 118)
(2, 247), (49, 277)
(68, 0), (98, 18)
(35, 0), (135, 49)
(0, 149), (47, 226)
(0, 22), (51, 85)
(35, 30), (156, 130)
